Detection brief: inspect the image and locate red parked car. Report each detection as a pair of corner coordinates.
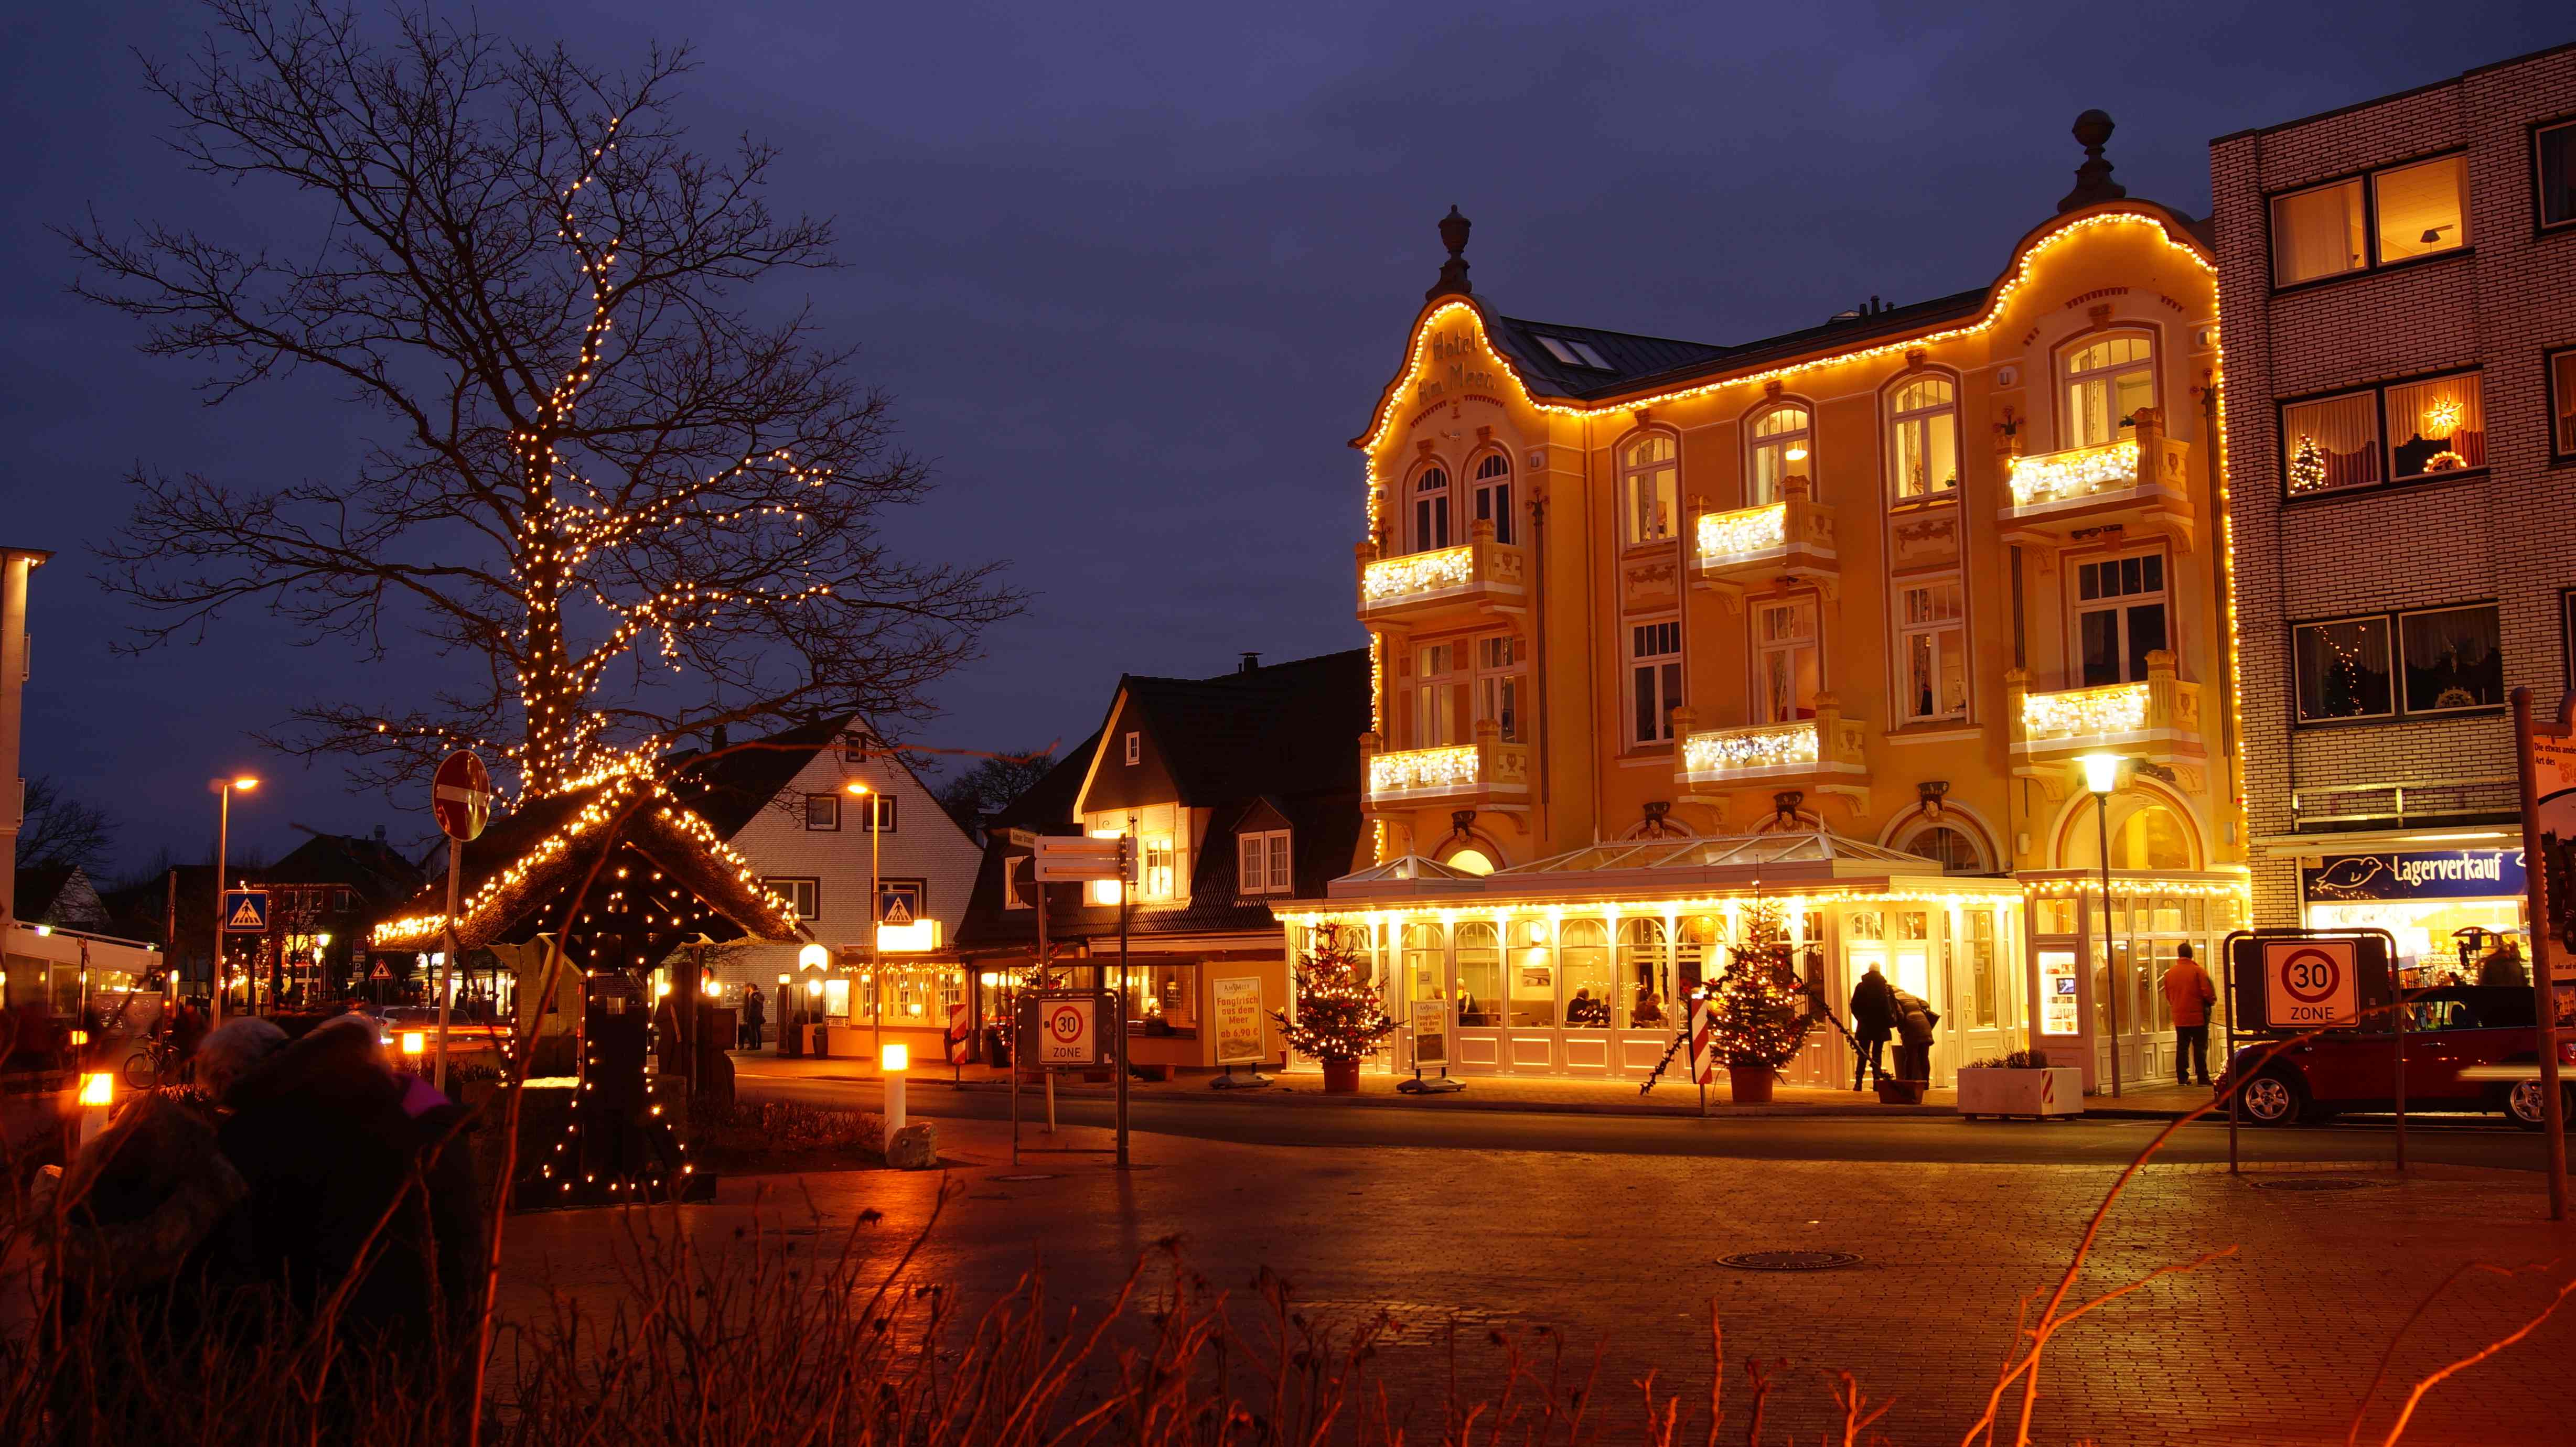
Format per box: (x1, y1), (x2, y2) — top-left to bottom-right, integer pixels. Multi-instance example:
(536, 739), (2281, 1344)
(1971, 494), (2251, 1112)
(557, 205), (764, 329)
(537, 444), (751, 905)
(2223, 985), (2576, 1130)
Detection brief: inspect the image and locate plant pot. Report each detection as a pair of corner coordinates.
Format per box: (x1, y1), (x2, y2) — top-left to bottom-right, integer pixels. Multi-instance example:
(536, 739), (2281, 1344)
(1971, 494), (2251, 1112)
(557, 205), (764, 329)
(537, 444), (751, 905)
(1875, 1078), (1926, 1105)
(1727, 1064), (1775, 1104)
(1321, 1057), (1362, 1094)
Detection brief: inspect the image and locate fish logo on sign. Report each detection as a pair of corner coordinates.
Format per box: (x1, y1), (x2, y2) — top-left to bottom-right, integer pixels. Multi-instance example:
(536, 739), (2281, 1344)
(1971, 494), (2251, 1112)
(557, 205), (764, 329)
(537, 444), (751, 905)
(221, 889), (270, 933)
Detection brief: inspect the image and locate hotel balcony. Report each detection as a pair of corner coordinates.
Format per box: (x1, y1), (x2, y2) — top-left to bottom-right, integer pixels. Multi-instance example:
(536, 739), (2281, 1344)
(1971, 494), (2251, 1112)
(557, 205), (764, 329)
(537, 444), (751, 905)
(2008, 651), (2206, 775)
(1998, 407), (2195, 552)
(1356, 521), (1526, 629)
(1692, 476), (1837, 598)
(1673, 696), (1870, 803)
(1363, 724), (1532, 812)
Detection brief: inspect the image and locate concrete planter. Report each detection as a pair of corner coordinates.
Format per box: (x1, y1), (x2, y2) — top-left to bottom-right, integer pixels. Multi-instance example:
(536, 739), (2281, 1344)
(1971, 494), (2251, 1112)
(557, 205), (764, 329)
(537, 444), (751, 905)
(1957, 1067), (2082, 1119)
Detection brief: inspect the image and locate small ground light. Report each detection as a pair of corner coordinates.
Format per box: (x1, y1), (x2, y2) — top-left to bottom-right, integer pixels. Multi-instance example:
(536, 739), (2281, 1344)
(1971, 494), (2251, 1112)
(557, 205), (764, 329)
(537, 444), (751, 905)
(881, 1044), (910, 1133)
(401, 1030), (427, 1054)
(80, 1072), (113, 1107)
(881, 1043), (909, 1072)
(66, 1029), (89, 1048)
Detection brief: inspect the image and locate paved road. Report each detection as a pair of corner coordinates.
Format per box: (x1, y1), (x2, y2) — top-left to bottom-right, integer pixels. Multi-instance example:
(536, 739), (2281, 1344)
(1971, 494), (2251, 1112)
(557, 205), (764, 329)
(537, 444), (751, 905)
(736, 1068), (2557, 1174)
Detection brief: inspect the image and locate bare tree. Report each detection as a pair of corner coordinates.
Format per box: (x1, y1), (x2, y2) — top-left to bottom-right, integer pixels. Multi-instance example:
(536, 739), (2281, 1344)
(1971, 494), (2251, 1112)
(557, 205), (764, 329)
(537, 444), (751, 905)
(71, 1), (1020, 798)
(14, 777), (119, 874)
(931, 747), (1060, 841)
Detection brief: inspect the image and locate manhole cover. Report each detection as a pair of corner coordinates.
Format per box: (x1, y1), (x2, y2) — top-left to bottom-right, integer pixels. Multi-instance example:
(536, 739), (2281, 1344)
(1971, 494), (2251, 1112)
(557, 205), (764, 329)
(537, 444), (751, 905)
(991, 1173), (1059, 1182)
(1718, 1250), (1862, 1272)
(2249, 1177), (2377, 1192)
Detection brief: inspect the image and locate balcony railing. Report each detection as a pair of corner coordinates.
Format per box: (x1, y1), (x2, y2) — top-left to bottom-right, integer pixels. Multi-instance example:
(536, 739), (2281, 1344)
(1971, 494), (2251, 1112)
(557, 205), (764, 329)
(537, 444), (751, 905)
(1676, 697), (1868, 788)
(1364, 728), (1531, 805)
(2008, 652), (2204, 765)
(1356, 524), (1525, 620)
(1693, 476), (1836, 591)
(1998, 408), (2194, 548)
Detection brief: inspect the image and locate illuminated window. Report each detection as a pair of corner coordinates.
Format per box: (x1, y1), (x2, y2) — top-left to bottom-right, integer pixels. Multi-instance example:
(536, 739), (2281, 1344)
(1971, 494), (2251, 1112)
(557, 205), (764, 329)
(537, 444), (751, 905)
(2281, 390), (2381, 495)
(2062, 334), (2154, 448)
(1898, 822), (1988, 876)
(2073, 549), (2169, 686)
(1747, 403), (1811, 505)
(802, 794), (841, 831)
(1629, 620), (1682, 746)
(1141, 837), (1174, 899)
(1475, 634), (1525, 743)
(1471, 451), (1515, 544)
(1887, 376), (1958, 500)
(1620, 433), (1679, 544)
(1412, 642), (1467, 748)
(2398, 604), (2504, 715)
(2542, 120), (2576, 231)
(2385, 373), (2484, 479)
(2283, 373), (2485, 495)
(2293, 615), (2394, 723)
(1411, 465), (1451, 553)
(1897, 579), (1967, 723)
(2270, 155), (2467, 286)
(1753, 597), (1819, 723)
(1455, 922), (1501, 1023)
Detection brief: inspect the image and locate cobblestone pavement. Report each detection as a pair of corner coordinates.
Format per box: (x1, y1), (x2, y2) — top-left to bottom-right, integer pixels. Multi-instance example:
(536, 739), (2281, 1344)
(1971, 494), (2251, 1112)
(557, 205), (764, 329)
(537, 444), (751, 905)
(503, 1113), (2576, 1446)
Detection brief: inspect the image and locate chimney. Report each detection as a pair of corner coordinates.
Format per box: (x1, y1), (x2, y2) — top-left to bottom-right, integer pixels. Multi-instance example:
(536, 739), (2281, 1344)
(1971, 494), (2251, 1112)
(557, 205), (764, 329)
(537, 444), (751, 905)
(710, 722), (730, 751)
(1239, 652), (1261, 674)
(372, 824), (388, 844)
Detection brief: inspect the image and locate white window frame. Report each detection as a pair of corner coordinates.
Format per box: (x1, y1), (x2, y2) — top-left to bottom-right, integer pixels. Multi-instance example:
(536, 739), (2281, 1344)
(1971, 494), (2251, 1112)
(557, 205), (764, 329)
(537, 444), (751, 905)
(1238, 828), (1293, 895)
(1628, 618), (1682, 747)
(2069, 547), (2172, 687)
(1003, 856), (1032, 911)
(1411, 463), (1452, 554)
(1619, 433), (1679, 545)
(1124, 730), (1141, 765)
(1413, 641), (1466, 749)
(1887, 375), (1959, 501)
(860, 794), (897, 834)
(872, 878), (926, 923)
(1896, 578), (1969, 725)
(803, 793), (842, 831)
(1746, 403), (1811, 506)
(1471, 450), (1515, 544)
(2060, 332), (2156, 450)
(767, 877), (822, 920)
(1753, 596), (1821, 724)
(1474, 633), (1526, 743)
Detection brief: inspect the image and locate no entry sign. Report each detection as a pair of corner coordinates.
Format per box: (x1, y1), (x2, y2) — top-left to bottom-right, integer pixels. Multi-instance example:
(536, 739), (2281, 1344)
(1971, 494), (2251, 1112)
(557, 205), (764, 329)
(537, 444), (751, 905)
(433, 750), (492, 841)
(2263, 938), (2359, 1027)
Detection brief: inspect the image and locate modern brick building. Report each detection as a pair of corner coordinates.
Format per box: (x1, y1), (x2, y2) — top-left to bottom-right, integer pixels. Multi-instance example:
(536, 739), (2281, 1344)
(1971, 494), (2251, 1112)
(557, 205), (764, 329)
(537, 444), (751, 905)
(2211, 43), (2576, 973)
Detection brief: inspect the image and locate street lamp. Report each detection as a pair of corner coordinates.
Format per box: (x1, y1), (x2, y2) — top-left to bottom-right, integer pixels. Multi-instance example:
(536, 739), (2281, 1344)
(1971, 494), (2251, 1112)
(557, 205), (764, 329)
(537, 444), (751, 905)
(210, 775), (259, 1025)
(2077, 753), (2125, 1099)
(845, 780), (883, 1064)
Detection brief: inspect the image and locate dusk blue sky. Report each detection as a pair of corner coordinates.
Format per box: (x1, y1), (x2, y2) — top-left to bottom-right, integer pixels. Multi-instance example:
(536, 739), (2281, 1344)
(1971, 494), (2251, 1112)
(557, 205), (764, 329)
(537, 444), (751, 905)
(5, 2), (2567, 877)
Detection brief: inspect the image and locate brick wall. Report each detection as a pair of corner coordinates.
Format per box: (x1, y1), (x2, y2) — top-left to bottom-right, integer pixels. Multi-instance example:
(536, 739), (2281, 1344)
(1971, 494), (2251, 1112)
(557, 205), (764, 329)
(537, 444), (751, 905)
(2213, 45), (2576, 925)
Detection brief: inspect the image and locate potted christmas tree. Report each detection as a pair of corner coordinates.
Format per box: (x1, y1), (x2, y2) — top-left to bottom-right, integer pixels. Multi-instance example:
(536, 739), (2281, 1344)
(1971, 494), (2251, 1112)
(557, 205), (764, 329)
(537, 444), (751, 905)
(1707, 901), (1816, 1105)
(1274, 924), (1397, 1093)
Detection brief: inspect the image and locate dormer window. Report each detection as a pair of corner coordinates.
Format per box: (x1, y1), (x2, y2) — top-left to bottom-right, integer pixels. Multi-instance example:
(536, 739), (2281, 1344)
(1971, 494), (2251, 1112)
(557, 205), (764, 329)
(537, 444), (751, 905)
(1239, 828), (1292, 894)
(1535, 334), (1610, 369)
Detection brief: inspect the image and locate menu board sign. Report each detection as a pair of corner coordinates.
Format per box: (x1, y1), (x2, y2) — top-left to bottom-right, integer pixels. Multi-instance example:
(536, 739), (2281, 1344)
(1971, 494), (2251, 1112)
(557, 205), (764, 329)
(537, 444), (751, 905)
(1211, 976), (1265, 1065)
(2038, 951), (2080, 1036)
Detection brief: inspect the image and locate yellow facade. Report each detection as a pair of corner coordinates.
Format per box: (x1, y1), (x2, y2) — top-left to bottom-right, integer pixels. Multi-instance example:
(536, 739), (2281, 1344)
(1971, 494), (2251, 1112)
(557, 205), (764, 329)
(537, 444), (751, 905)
(1307, 195), (2251, 1091)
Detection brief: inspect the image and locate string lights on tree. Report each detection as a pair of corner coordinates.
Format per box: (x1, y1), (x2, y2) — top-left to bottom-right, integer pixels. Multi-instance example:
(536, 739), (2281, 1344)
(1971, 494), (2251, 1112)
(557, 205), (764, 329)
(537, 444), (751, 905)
(1706, 900), (1815, 1072)
(1272, 924), (1397, 1065)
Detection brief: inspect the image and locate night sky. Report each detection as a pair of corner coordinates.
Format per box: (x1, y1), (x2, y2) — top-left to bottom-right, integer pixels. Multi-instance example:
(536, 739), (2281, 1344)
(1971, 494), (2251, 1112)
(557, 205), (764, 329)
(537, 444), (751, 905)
(5, 2), (2566, 876)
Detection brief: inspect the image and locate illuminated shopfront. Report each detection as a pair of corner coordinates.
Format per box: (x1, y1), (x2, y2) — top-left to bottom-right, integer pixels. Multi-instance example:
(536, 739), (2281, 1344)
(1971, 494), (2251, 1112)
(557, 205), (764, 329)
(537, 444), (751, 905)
(2021, 871), (2250, 1092)
(2296, 846), (2530, 984)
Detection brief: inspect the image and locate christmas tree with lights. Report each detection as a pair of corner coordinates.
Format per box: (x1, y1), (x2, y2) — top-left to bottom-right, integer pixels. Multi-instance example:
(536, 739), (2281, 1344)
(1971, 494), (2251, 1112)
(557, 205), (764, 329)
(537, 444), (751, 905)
(1275, 924), (1397, 1062)
(1709, 901), (1816, 1069)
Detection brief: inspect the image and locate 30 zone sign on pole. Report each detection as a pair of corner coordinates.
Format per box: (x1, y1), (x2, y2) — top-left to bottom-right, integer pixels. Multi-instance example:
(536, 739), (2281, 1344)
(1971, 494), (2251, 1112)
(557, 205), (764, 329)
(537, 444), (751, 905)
(2263, 938), (2358, 1027)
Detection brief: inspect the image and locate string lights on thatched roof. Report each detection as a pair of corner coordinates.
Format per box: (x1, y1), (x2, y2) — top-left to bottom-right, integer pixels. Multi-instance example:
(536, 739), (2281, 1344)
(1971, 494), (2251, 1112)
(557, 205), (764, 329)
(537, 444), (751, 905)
(372, 758), (801, 959)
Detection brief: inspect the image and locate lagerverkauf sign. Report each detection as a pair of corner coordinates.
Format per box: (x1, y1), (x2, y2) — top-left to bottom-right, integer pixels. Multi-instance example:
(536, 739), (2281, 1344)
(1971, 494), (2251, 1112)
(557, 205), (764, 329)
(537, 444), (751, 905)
(1211, 977), (1264, 1065)
(2263, 938), (2360, 1028)
(2301, 849), (2525, 902)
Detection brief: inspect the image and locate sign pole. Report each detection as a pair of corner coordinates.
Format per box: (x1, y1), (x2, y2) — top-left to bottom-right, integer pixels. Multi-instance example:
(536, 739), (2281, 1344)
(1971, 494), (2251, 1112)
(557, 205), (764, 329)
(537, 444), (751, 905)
(2222, 935), (2240, 1175)
(2512, 687), (2568, 1221)
(1115, 833), (1132, 1170)
(211, 786), (232, 1027)
(2389, 929), (2406, 1175)
(1018, 860), (1041, 1165)
(437, 836), (461, 1091)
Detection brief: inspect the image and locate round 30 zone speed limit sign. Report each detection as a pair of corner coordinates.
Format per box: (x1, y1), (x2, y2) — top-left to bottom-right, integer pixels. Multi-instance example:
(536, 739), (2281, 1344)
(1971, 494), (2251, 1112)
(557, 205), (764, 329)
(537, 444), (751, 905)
(1039, 998), (1096, 1065)
(2263, 939), (2358, 1027)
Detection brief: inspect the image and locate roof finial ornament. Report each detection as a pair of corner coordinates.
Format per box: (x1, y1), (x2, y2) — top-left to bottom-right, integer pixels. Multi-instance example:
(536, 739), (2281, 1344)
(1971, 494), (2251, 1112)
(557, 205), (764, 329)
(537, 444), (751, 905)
(1426, 204), (1473, 301)
(2056, 109), (2127, 214)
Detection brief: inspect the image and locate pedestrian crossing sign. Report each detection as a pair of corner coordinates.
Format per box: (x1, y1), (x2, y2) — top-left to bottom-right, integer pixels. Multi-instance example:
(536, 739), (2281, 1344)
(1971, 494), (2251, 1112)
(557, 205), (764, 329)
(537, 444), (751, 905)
(221, 889), (270, 933)
(879, 893), (914, 926)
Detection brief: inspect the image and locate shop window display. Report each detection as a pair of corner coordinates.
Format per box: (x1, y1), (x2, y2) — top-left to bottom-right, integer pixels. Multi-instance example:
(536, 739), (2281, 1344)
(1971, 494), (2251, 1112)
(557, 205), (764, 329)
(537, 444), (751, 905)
(1618, 917), (1669, 1028)
(1511, 920), (1560, 1027)
(1559, 920), (1613, 1028)
(1456, 922), (1502, 1025)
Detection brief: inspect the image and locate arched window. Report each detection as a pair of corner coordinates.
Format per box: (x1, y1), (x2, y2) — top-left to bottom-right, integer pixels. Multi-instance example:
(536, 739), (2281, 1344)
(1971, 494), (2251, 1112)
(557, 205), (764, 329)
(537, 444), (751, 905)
(1619, 434), (1678, 544)
(1747, 404), (1812, 504)
(1411, 465), (1452, 553)
(1400, 921), (1446, 1014)
(1887, 376), (1958, 500)
(2063, 798), (2198, 871)
(1895, 819), (1991, 874)
(1455, 922), (1501, 1024)
(1617, 917), (1669, 1029)
(1559, 920), (1612, 1029)
(2062, 334), (2155, 449)
(1443, 846), (1495, 876)
(1471, 452), (1515, 544)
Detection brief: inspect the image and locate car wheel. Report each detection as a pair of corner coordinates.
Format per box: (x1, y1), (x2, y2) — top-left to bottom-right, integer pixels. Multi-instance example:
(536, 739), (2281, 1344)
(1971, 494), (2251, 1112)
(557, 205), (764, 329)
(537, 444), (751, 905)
(2504, 1081), (2574, 1131)
(2239, 1071), (2305, 1127)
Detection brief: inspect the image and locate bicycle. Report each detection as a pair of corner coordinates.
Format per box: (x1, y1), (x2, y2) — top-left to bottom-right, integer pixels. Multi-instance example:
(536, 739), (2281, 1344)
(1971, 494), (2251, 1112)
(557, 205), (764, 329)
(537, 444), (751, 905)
(119, 1034), (184, 1092)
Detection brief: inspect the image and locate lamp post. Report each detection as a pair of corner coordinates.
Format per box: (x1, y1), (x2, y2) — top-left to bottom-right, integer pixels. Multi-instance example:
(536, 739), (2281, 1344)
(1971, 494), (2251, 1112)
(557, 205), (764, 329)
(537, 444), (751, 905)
(210, 775), (258, 1025)
(2077, 753), (2124, 1099)
(845, 780), (883, 1071)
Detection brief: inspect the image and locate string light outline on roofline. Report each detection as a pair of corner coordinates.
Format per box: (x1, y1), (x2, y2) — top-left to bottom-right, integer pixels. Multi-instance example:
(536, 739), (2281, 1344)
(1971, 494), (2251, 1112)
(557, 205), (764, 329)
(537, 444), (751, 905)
(1353, 210), (2216, 521)
(1276, 869), (2250, 930)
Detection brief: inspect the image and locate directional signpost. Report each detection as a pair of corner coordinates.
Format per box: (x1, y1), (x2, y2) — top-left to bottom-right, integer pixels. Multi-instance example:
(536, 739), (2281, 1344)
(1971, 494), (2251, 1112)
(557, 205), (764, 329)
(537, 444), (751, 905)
(431, 750), (491, 1091)
(1014, 834), (1136, 1166)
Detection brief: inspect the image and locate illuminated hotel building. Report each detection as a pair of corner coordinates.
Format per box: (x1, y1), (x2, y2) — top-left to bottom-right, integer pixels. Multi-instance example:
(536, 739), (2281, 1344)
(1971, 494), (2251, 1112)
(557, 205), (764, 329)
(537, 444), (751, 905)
(2212, 44), (2576, 977)
(1289, 116), (2247, 1093)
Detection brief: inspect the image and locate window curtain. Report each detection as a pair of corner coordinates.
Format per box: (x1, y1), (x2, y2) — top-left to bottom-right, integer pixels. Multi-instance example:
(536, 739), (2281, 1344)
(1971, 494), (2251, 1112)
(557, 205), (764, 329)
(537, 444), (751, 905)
(2295, 619), (2391, 719)
(2386, 375), (2483, 476)
(2400, 607), (2502, 711)
(2273, 182), (2364, 285)
(2283, 393), (2379, 492)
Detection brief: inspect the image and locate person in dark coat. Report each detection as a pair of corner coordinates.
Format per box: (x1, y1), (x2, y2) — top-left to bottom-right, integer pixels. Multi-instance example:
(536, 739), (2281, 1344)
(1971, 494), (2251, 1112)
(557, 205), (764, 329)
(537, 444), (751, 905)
(1848, 966), (1896, 1090)
(1891, 989), (1939, 1084)
(216, 1014), (482, 1353)
(740, 983), (766, 1049)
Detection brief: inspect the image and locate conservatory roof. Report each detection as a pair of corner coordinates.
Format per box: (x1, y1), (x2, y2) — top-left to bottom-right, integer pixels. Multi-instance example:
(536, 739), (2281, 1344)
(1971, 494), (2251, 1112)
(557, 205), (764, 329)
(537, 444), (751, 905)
(1304, 830), (2022, 914)
(1495, 831), (1941, 877)
(1325, 854), (1490, 899)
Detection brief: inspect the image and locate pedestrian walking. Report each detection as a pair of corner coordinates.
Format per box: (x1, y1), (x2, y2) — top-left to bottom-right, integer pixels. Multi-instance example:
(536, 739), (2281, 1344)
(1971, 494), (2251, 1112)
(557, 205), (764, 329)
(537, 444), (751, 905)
(741, 983), (766, 1050)
(1848, 965), (1895, 1090)
(2161, 942), (2219, 1086)
(1891, 989), (1939, 1083)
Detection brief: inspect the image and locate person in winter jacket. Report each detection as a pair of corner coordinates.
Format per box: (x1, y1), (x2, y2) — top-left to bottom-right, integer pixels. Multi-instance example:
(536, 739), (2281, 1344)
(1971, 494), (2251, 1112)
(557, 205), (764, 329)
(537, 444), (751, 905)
(1891, 989), (1939, 1084)
(1847, 966), (1896, 1090)
(2160, 942), (2219, 1086)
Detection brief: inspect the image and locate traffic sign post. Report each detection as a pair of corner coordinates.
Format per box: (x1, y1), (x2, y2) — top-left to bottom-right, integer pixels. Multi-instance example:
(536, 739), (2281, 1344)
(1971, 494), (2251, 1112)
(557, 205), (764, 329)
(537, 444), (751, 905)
(431, 751), (491, 1093)
(2221, 928), (2403, 1175)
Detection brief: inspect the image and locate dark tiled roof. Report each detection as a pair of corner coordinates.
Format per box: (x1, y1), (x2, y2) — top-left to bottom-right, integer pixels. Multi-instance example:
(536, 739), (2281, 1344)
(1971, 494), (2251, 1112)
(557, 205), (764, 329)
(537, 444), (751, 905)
(667, 716), (853, 837)
(1486, 317), (1734, 401)
(1114, 649), (1370, 806)
(989, 732), (1101, 832)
